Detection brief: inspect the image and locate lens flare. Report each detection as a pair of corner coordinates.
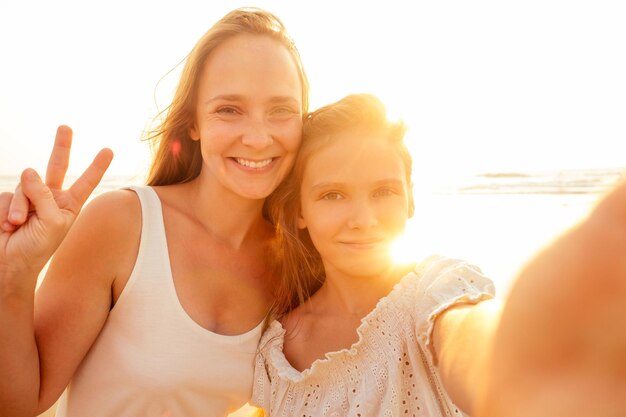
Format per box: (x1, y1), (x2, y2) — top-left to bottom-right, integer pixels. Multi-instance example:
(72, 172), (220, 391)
(171, 139), (181, 158)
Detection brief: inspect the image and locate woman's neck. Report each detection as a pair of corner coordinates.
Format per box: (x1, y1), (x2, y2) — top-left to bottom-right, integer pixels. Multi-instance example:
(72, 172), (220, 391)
(172, 174), (269, 250)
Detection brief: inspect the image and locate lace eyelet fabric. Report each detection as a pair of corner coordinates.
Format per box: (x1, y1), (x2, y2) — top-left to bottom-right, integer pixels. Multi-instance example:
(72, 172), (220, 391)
(253, 256), (496, 417)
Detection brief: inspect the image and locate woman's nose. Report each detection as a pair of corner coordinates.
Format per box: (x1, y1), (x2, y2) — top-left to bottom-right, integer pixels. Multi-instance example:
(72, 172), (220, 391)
(241, 117), (273, 149)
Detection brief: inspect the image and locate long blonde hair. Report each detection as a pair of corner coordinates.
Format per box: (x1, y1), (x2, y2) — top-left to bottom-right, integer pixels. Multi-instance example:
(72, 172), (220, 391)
(266, 94), (413, 320)
(146, 8), (309, 186)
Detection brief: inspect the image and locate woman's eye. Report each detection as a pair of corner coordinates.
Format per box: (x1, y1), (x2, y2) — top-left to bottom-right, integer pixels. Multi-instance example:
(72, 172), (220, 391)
(216, 106), (238, 115)
(270, 107), (298, 119)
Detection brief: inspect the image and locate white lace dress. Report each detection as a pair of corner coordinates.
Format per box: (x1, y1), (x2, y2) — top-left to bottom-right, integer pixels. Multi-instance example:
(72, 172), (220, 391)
(252, 256), (496, 417)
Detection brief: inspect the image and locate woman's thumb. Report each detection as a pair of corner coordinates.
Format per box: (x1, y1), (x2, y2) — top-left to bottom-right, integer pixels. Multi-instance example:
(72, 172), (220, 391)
(19, 168), (59, 223)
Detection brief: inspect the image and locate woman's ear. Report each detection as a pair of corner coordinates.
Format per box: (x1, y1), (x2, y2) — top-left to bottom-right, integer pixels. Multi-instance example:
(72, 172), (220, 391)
(189, 124), (200, 141)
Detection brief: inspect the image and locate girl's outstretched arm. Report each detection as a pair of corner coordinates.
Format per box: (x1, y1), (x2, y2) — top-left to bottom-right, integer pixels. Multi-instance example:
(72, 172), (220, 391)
(478, 178), (626, 417)
(0, 126), (113, 417)
(432, 298), (502, 415)
(434, 178), (626, 416)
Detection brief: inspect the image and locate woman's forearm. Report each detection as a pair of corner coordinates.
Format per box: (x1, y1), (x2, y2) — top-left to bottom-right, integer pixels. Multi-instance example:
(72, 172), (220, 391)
(0, 270), (42, 417)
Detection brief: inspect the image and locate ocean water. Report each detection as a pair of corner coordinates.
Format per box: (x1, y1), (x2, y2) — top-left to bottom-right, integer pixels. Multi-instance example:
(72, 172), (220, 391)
(399, 167), (624, 296)
(2, 167), (624, 297)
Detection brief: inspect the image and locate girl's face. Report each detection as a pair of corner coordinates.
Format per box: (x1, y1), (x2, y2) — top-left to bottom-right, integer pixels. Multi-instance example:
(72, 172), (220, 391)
(298, 132), (412, 281)
(191, 34), (303, 200)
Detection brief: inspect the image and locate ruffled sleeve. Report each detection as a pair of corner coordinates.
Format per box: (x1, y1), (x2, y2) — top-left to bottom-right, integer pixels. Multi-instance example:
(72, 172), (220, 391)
(413, 255), (496, 364)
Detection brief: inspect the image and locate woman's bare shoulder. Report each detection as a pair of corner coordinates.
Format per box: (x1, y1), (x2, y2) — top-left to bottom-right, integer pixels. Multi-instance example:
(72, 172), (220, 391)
(63, 188), (142, 251)
(80, 188), (141, 222)
(43, 189), (143, 290)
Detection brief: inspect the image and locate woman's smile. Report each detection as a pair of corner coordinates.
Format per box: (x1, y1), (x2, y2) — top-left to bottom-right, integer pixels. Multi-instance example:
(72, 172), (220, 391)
(231, 157), (276, 170)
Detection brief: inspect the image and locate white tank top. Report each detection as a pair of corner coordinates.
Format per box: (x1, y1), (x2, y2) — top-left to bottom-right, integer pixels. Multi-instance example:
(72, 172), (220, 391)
(56, 186), (264, 417)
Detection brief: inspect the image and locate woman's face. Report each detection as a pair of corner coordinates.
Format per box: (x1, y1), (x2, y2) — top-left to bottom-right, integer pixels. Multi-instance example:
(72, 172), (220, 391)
(191, 34), (303, 200)
(297, 132), (412, 281)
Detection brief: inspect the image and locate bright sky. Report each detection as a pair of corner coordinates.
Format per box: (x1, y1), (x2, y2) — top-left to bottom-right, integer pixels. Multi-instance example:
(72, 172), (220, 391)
(1, 0), (625, 185)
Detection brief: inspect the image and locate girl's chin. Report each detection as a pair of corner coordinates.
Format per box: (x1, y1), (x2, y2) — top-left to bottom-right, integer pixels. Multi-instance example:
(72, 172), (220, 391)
(338, 260), (396, 280)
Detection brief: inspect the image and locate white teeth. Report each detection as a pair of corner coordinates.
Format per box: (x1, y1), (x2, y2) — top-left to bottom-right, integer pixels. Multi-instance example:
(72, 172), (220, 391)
(236, 158), (273, 169)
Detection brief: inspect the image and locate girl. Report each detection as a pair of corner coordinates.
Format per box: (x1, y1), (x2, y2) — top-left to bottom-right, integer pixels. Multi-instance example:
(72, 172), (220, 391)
(0, 8), (308, 417)
(254, 94), (495, 416)
(253, 94), (626, 416)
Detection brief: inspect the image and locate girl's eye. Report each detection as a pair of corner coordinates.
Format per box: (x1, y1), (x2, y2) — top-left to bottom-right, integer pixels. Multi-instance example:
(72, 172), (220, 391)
(322, 192), (343, 201)
(374, 188), (395, 198)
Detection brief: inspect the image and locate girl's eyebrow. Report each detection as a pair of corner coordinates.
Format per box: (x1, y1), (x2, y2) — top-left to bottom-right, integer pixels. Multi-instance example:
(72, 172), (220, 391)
(373, 179), (405, 187)
(310, 181), (344, 192)
(309, 179), (404, 192)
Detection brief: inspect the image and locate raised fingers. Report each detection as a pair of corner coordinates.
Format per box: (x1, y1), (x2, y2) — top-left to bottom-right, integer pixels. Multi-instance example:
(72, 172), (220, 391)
(45, 125), (73, 190)
(65, 148), (114, 214)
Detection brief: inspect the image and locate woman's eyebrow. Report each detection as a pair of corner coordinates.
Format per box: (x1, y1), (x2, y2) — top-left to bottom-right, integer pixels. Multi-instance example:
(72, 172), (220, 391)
(204, 94), (243, 105)
(267, 96), (300, 106)
(204, 95), (300, 106)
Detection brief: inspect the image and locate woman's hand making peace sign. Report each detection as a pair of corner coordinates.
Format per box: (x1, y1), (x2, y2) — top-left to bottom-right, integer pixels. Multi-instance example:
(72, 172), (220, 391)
(0, 125), (113, 283)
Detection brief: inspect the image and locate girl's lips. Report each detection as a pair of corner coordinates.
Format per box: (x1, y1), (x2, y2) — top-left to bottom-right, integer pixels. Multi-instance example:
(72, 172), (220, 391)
(340, 239), (385, 249)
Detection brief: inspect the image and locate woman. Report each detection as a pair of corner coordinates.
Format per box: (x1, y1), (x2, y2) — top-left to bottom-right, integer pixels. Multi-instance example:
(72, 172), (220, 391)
(0, 8), (308, 417)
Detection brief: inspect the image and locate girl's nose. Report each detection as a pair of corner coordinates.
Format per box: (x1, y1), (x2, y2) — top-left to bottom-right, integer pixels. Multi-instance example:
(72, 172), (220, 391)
(347, 201), (378, 229)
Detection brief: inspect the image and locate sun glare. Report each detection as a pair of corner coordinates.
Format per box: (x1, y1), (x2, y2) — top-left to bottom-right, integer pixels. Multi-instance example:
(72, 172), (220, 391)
(390, 229), (424, 265)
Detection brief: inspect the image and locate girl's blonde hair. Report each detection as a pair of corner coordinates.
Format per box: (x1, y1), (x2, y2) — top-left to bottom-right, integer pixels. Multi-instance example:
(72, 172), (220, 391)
(266, 93), (413, 320)
(146, 8), (309, 186)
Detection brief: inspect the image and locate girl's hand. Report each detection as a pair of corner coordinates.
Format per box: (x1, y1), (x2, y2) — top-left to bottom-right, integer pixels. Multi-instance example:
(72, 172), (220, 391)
(480, 178), (626, 416)
(0, 126), (113, 280)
